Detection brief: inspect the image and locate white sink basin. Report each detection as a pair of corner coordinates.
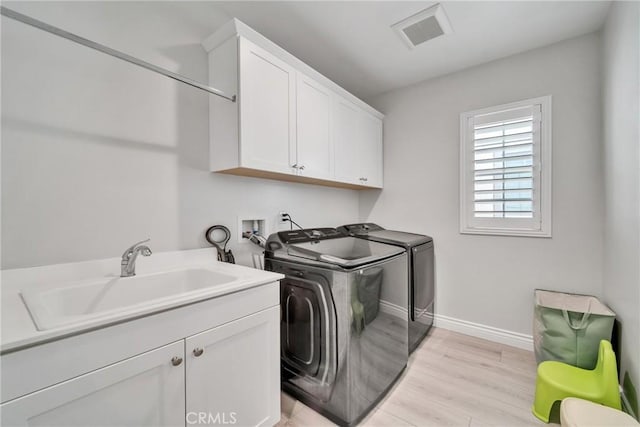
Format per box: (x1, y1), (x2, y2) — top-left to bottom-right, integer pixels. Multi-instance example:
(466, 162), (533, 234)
(21, 268), (236, 331)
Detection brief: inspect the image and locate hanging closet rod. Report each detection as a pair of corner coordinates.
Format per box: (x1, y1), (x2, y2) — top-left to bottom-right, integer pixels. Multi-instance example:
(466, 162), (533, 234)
(0, 6), (236, 102)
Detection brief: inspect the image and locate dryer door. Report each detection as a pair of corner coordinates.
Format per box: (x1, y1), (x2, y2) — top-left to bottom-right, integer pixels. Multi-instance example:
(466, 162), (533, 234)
(409, 241), (434, 352)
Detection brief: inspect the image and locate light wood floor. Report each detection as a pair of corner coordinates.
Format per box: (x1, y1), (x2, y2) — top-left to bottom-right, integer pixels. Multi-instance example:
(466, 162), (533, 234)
(278, 327), (559, 427)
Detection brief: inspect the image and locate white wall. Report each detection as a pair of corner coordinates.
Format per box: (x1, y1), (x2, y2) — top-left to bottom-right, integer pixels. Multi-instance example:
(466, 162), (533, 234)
(361, 33), (604, 336)
(602, 1), (640, 415)
(1, 2), (359, 269)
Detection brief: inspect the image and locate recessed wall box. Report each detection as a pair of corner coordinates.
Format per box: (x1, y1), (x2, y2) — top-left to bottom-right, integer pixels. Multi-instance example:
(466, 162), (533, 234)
(238, 217), (267, 243)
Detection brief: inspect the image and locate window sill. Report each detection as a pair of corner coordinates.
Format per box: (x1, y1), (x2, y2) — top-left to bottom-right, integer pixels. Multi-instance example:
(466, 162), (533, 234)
(460, 227), (552, 238)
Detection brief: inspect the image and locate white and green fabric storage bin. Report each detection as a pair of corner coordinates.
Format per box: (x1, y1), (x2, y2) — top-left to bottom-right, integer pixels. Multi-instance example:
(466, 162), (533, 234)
(534, 289), (616, 369)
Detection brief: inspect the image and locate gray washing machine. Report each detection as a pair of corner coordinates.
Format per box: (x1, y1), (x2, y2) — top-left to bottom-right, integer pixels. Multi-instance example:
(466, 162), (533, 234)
(338, 223), (434, 353)
(264, 228), (408, 426)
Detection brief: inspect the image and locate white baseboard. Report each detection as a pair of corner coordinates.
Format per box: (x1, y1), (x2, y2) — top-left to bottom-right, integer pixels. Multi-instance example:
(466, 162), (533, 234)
(378, 301), (533, 351)
(620, 387), (638, 420)
(379, 300), (408, 319)
(434, 314), (533, 351)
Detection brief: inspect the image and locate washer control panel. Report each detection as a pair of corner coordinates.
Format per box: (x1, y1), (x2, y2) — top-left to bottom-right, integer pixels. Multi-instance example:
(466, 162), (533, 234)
(277, 228), (344, 244)
(338, 223), (384, 235)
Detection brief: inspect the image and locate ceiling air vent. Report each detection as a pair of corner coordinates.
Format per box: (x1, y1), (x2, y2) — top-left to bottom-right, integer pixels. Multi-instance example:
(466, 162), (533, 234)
(392, 3), (453, 49)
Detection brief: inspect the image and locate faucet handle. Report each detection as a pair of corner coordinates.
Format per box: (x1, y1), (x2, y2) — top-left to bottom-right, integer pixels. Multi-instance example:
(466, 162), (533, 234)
(122, 238), (151, 258)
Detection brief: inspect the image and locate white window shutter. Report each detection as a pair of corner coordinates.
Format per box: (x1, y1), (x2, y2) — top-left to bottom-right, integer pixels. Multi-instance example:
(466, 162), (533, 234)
(460, 96), (552, 237)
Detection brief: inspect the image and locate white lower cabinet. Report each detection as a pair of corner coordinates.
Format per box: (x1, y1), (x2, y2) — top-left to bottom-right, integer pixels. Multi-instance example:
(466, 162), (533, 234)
(1, 341), (186, 427)
(186, 308), (280, 427)
(1, 306), (281, 427)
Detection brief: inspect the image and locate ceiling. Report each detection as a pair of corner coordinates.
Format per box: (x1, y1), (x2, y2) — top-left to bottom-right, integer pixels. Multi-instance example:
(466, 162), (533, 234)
(3, 1), (611, 101)
(209, 1), (611, 100)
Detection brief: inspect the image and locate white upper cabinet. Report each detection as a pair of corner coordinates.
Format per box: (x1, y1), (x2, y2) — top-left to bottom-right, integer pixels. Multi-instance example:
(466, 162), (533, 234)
(334, 97), (362, 185)
(203, 19), (384, 189)
(239, 38), (296, 175)
(295, 73), (333, 180)
(359, 111), (384, 188)
(334, 98), (383, 188)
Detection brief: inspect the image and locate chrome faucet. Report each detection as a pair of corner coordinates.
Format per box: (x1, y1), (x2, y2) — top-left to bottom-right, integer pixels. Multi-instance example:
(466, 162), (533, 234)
(121, 239), (152, 277)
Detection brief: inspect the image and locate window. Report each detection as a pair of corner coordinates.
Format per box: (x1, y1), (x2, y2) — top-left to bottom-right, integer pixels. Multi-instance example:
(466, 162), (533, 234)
(460, 96), (552, 237)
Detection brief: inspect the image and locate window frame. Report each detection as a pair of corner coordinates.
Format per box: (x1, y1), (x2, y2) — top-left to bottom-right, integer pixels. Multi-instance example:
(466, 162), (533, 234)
(459, 96), (552, 238)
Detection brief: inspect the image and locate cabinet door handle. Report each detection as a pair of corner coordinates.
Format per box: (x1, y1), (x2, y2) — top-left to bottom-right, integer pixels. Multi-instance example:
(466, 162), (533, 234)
(171, 356), (183, 366)
(193, 348), (204, 357)
(291, 164), (298, 169)
(298, 165), (305, 170)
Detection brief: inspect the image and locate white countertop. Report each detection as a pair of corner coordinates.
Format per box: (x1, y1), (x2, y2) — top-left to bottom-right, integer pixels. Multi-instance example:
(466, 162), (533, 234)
(0, 248), (283, 353)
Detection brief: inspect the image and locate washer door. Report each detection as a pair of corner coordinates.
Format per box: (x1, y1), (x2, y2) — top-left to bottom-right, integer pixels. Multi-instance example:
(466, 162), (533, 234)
(281, 278), (323, 375)
(280, 272), (337, 401)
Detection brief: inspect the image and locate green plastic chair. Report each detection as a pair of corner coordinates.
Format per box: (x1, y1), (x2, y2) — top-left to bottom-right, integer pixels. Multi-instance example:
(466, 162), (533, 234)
(532, 340), (621, 423)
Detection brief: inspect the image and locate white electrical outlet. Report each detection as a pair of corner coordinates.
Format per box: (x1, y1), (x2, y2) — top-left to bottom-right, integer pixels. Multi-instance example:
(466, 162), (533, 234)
(277, 212), (291, 231)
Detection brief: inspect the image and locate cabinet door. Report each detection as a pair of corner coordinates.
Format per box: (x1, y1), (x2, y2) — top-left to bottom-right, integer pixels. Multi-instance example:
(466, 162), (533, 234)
(186, 307), (280, 427)
(333, 97), (383, 188)
(1, 341), (185, 427)
(239, 38), (296, 174)
(296, 73), (333, 180)
(359, 111), (383, 188)
(333, 97), (362, 185)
